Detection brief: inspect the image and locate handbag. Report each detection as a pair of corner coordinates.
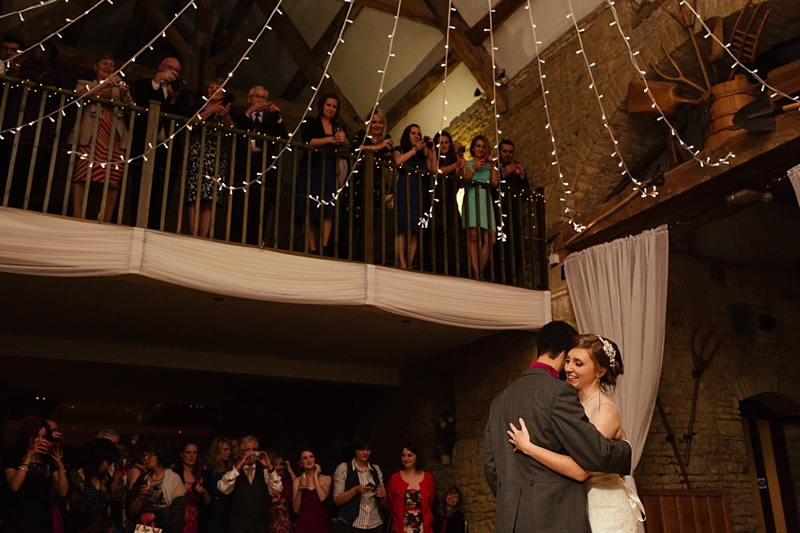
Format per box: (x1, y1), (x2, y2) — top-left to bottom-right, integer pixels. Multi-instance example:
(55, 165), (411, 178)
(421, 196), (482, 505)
(134, 517), (162, 533)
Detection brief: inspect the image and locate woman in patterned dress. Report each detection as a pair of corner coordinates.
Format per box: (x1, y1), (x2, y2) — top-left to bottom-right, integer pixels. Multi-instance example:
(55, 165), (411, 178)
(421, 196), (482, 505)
(65, 438), (121, 533)
(70, 52), (132, 222)
(184, 78), (234, 238)
(387, 443), (434, 533)
(268, 452), (295, 533)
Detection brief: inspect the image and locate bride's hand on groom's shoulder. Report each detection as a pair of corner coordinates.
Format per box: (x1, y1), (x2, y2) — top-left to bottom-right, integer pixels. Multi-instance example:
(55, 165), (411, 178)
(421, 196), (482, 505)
(507, 418), (531, 453)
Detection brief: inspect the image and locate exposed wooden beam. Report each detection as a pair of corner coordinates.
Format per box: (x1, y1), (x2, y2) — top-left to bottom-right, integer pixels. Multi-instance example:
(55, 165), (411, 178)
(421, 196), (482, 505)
(280, 3), (365, 101)
(465, 0), (526, 46)
(387, 53), (460, 128)
(189, 0), (215, 93)
(552, 112), (800, 253)
(57, 44), (153, 82)
(256, 0), (362, 134)
(209, 34), (254, 70)
(138, 0), (194, 62)
(421, 0), (507, 112)
(357, 0), (439, 28)
(119, 0), (149, 58)
(212, 0), (257, 56)
(13, 0), (98, 45)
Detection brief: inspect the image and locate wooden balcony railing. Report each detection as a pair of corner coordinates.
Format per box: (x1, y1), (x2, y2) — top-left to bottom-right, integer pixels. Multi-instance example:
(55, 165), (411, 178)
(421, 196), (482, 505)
(0, 77), (548, 289)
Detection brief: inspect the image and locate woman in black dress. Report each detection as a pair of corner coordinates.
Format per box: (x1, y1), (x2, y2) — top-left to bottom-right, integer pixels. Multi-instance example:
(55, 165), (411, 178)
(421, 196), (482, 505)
(392, 124), (428, 269)
(296, 93), (348, 254)
(2, 417), (69, 533)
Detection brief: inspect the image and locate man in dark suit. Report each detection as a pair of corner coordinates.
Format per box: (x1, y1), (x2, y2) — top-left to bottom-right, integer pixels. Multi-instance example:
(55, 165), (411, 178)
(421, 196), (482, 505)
(128, 57), (191, 229)
(483, 321), (632, 533)
(230, 85), (287, 245)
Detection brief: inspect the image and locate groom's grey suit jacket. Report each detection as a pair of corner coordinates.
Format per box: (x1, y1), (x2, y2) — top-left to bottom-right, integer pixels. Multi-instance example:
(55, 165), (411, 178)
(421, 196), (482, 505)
(483, 366), (632, 533)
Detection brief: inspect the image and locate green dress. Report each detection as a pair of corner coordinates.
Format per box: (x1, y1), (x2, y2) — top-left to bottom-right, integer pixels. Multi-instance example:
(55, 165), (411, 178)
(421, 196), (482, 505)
(461, 161), (496, 231)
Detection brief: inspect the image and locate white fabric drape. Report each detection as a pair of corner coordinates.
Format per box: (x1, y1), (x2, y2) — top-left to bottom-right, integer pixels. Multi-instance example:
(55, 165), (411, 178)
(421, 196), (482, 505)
(564, 225), (669, 530)
(788, 164), (800, 207)
(0, 207), (551, 330)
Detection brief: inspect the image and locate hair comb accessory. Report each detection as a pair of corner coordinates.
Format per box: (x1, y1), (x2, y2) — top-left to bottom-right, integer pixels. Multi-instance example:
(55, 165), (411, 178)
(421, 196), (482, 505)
(597, 336), (616, 367)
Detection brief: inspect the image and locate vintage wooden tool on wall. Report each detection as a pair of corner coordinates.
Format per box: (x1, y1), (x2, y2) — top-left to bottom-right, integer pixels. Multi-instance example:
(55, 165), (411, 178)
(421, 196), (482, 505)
(626, 0), (770, 150)
(683, 324), (723, 466)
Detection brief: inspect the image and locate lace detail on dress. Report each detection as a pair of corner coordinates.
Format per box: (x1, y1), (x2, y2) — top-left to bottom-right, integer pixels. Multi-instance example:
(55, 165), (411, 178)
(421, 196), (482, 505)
(585, 474), (643, 533)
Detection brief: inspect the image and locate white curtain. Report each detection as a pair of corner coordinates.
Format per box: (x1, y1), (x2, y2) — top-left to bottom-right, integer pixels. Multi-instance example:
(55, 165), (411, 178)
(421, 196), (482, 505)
(0, 207), (551, 331)
(788, 163), (800, 207)
(564, 224), (669, 527)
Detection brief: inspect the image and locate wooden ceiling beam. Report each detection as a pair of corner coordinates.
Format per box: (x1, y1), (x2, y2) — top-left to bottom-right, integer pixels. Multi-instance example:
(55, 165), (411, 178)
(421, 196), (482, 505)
(212, 0), (257, 57)
(138, 0), (194, 62)
(280, 3), (365, 101)
(387, 52), (460, 129)
(357, 0), (439, 28)
(552, 113), (800, 253)
(255, 0), (362, 134)
(421, 0), (507, 112)
(12, 0), (99, 45)
(465, 0), (526, 46)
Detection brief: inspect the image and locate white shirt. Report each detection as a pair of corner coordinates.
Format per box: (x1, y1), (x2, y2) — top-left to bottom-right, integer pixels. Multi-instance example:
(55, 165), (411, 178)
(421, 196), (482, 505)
(333, 460), (384, 529)
(216, 464), (282, 496)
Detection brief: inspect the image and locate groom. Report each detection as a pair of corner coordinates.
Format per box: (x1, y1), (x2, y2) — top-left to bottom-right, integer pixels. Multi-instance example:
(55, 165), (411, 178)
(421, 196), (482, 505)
(483, 321), (632, 532)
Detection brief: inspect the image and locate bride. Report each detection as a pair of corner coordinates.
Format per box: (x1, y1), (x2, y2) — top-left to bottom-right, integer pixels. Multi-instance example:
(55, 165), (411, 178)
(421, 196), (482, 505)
(507, 334), (645, 533)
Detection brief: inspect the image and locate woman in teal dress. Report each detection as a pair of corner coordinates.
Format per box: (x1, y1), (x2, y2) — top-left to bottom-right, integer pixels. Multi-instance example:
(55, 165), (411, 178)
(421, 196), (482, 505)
(461, 135), (499, 280)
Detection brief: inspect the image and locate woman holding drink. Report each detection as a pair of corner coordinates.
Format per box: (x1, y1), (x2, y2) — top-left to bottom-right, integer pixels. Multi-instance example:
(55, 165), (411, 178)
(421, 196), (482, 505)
(129, 440), (186, 533)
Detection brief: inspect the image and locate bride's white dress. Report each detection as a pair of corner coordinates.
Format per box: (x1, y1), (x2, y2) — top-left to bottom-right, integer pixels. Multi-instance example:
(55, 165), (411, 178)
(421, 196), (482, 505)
(585, 473), (644, 533)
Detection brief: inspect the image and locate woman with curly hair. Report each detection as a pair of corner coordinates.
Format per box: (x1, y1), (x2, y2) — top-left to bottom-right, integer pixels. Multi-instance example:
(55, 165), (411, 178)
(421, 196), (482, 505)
(3, 416), (69, 533)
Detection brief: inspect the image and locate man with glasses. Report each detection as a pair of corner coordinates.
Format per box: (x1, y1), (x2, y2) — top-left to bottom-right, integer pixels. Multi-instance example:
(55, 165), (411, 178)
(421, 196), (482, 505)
(217, 435), (281, 533)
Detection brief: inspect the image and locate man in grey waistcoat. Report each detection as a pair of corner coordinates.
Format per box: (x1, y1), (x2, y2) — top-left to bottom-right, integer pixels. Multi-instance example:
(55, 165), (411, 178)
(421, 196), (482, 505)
(483, 321), (632, 533)
(218, 435), (282, 533)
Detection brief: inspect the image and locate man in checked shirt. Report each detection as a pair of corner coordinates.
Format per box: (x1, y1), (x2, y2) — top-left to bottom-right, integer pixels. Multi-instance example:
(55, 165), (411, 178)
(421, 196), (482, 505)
(333, 435), (387, 532)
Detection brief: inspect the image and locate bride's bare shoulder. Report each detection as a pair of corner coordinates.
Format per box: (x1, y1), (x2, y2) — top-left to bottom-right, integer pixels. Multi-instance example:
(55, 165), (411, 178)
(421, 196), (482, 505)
(591, 394), (622, 439)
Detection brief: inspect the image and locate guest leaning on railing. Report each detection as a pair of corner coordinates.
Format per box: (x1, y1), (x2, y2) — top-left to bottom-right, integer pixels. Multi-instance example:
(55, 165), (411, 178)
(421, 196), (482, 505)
(392, 124), (429, 269)
(462, 135), (498, 280)
(184, 78), (234, 238)
(296, 93), (348, 255)
(427, 131), (465, 274)
(69, 52), (132, 223)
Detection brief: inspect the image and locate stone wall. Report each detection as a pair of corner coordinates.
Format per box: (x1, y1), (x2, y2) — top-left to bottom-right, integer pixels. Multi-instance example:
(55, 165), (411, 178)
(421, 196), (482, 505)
(446, 0), (800, 228)
(633, 253), (800, 533)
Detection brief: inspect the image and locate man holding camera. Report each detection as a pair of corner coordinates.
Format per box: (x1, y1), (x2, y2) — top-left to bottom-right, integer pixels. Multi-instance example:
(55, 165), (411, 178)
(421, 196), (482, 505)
(129, 57), (191, 229)
(230, 85), (287, 244)
(217, 435), (282, 533)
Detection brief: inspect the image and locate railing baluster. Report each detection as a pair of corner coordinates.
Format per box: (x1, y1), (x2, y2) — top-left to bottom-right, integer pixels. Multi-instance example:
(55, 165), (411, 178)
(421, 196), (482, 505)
(273, 140), (283, 250)
(22, 89), (48, 211)
(192, 127), (207, 237)
(506, 191), (518, 286)
(136, 100), (162, 228)
(226, 133), (237, 242)
(288, 146), (298, 253)
(115, 104), (136, 225)
(62, 99), (82, 216)
(44, 93), (67, 216)
(176, 128), (191, 236)
(363, 152), (374, 265)
(4, 86), (28, 207)
(535, 187), (548, 290)
(257, 144), (267, 247)
(209, 128), (222, 240)
(79, 102), (103, 220)
(160, 119), (177, 232)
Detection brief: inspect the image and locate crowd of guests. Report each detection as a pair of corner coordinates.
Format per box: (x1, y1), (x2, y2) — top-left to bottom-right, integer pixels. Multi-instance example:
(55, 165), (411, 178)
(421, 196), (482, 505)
(2, 423), (467, 533)
(1, 35), (533, 279)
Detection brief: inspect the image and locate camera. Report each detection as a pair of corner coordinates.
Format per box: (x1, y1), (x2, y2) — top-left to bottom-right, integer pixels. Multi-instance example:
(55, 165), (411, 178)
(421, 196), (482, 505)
(222, 92), (236, 106)
(169, 78), (186, 93)
(251, 451), (261, 460)
(423, 136), (433, 149)
(457, 146), (466, 155)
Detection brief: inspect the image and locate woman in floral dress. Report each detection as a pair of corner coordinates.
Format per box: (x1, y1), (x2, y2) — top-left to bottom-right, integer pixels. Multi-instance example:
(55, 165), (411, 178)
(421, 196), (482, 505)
(387, 443), (434, 533)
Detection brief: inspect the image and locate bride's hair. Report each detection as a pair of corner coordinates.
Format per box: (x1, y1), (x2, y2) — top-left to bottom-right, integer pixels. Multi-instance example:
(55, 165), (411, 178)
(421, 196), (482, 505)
(565, 334), (624, 391)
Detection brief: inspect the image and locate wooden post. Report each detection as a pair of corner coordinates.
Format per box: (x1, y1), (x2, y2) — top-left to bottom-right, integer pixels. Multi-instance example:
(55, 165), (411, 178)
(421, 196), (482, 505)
(136, 100), (162, 229)
(363, 152), (375, 264)
(534, 187), (548, 290)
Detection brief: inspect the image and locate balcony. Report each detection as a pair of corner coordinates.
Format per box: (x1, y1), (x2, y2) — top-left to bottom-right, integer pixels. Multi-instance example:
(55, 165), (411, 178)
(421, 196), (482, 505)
(0, 77), (551, 384)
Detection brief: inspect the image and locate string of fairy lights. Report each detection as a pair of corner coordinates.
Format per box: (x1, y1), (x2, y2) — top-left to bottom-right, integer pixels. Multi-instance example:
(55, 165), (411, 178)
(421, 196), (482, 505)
(418, 0), (454, 231)
(680, 0), (799, 105)
(0, 0), (58, 22)
(565, 0), (657, 198)
(0, 0), (198, 140)
(1, 0), (109, 83)
(524, 0), (584, 232)
(313, 0), (404, 209)
(215, 0), (354, 194)
(486, 2), (508, 242)
(130, 0), (286, 167)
